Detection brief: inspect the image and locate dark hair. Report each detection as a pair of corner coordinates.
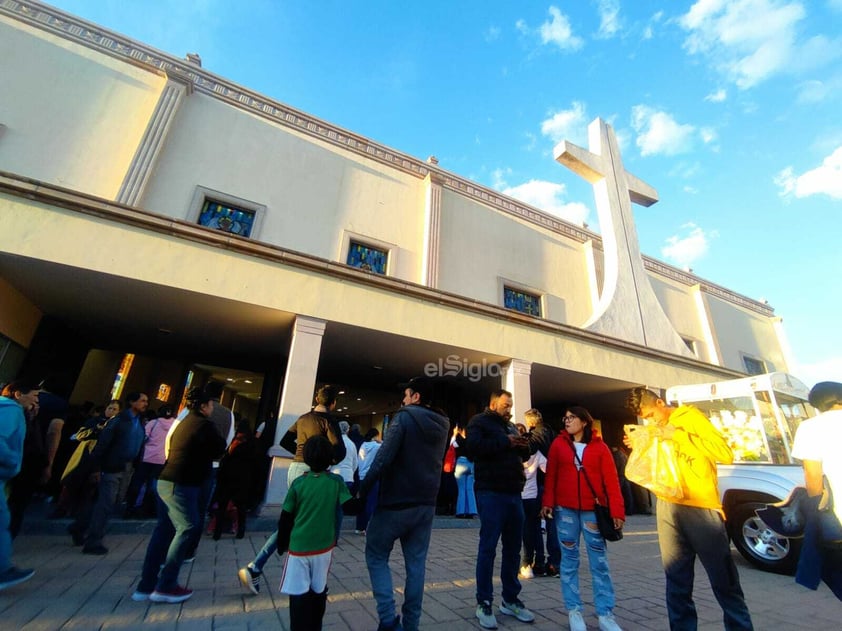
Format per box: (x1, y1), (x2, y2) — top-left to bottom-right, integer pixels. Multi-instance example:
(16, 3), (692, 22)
(489, 389), (512, 405)
(1, 380), (40, 397)
(204, 381), (224, 400)
(565, 405), (595, 443)
(404, 377), (433, 404)
(364, 427), (380, 441)
(158, 404), (175, 418)
(809, 381), (842, 413)
(302, 435), (333, 472)
(625, 386), (659, 415)
(188, 389), (214, 411)
(125, 392), (146, 405)
(315, 385), (338, 407)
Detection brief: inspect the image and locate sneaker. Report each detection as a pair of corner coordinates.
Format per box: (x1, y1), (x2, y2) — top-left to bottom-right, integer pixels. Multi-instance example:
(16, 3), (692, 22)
(532, 565), (547, 577)
(500, 599), (535, 623)
(377, 615), (403, 630)
(131, 590), (151, 602)
(150, 585), (193, 603)
(568, 609), (586, 631)
(182, 556), (195, 564)
(476, 600), (498, 629)
(354, 529), (366, 535)
(598, 613), (623, 631)
(0, 567), (34, 591)
(238, 565), (261, 595)
(518, 564), (534, 579)
(545, 563), (560, 577)
(67, 524), (85, 546)
(82, 544), (108, 555)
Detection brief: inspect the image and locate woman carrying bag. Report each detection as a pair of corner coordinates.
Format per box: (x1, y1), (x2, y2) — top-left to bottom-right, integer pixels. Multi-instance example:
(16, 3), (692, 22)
(541, 406), (625, 631)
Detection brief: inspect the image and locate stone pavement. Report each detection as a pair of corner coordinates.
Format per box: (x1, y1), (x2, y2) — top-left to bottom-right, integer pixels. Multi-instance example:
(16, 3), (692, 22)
(0, 510), (837, 630)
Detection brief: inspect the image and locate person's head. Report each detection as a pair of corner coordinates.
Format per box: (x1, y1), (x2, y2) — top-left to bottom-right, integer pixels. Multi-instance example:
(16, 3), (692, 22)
(203, 381), (224, 402)
(187, 389), (214, 417)
(339, 420), (350, 434)
(364, 427), (380, 442)
(315, 385), (338, 410)
(626, 386), (672, 425)
(402, 377), (433, 407)
(236, 419), (252, 437)
(302, 435), (333, 473)
(524, 408), (542, 429)
(515, 422), (527, 436)
(488, 389), (513, 418)
(1, 380), (41, 411)
(351, 423), (361, 435)
(808, 381), (842, 413)
(563, 405), (595, 443)
(157, 404), (174, 419)
(104, 399), (121, 418)
(126, 392), (149, 414)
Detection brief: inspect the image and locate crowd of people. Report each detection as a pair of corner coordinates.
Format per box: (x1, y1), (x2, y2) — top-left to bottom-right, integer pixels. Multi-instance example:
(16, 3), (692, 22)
(1, 375), (840, 631)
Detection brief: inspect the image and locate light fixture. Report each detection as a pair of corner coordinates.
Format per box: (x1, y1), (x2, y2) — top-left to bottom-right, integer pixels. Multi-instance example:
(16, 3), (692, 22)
(338, 390), (346, 395)
(244, 379), (253, 384)
(226, 378), (234, 382)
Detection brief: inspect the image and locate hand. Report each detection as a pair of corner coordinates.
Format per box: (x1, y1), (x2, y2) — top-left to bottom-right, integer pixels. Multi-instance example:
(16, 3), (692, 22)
(613, 517), (625, 530)
(622, 434), (632, 449)
(508, 435), (527, 448)
(540, 506), (553, 520)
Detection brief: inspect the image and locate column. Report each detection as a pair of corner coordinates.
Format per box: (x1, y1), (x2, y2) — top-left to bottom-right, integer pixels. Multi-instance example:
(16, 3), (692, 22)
(116, 74), (191, 206)
(502, 359), (532, 424)
(264, 315), (327, 505)
(691, 284), (722, 365)
(422, 172), (442, 288)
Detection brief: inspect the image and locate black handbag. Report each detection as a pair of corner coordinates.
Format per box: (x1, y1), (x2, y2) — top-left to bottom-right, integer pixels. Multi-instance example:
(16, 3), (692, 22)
(570, 442), (623, 542)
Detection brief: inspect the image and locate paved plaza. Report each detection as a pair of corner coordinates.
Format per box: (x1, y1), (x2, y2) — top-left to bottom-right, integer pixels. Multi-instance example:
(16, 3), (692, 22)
(0, 510), (837, 630)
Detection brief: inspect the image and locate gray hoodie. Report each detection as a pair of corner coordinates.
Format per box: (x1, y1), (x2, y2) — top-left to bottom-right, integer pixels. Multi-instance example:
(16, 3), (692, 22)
(359, 404), (449, 509)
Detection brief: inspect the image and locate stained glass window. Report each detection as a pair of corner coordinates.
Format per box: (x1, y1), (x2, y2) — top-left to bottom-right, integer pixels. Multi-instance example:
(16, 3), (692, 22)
(504, 286), (542, 317)
(347, 241), (388, 274)
(198, 200), (255, 237)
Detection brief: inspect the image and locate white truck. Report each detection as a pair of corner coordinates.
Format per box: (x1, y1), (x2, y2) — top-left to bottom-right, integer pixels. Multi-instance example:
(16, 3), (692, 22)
(666, 372), (814, 574)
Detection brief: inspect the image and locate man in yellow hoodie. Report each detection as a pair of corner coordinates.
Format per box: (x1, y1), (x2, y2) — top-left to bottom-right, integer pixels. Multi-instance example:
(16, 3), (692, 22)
(625, 387), (753, 631)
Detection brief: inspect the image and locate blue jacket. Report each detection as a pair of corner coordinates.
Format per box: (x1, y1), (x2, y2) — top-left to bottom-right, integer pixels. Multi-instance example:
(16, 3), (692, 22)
(91, 409), (145, 473)
(0, 396), (26, 481)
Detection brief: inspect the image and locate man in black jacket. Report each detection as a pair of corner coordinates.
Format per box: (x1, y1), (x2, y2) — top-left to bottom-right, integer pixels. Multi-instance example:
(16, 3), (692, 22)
(360, 377), (449, 631)
(71, 391), (147, 555)
(524, 408), (561, 577)
(466, 389), (535, 629)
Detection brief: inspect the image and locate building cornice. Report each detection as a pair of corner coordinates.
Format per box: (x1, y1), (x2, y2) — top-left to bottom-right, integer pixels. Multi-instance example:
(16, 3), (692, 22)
(0, 0), (774, 319)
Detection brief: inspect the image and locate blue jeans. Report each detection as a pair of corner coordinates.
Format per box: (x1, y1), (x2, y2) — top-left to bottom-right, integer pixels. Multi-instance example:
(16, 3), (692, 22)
(521, 497), (543, 567)
(555, 506), (616, 616)
(657, 499), (753, 630)
(475, 491), (523, 604)
(365, 505), (435, 631)
(356, 480), (379, 532)
(454, 458), (477, 515)
(251, 464), (310, 572)
(539, 485), (560, 568)
(137, 480), (201, 593)
(185, 468), (216, 557)
(0, 480), (12, 573)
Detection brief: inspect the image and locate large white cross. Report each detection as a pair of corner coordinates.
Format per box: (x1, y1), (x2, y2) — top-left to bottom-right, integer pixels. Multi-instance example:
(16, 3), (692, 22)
(556, 118), (693, 357)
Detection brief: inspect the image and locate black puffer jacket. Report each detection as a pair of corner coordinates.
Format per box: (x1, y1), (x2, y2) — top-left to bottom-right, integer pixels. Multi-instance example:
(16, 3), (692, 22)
(466, 409), (530, 494)
(358, 404), (449, 509)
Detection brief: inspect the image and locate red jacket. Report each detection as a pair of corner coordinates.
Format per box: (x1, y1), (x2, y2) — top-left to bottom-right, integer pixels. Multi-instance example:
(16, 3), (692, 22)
(542, 430), (625, 520)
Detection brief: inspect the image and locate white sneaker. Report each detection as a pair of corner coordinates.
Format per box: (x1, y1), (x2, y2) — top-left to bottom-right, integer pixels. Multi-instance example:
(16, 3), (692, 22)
(500, 599), (535, 623)
(518, 564), (534, 579)
(598, 613), (623, 631)
(569, 609), (586, 631)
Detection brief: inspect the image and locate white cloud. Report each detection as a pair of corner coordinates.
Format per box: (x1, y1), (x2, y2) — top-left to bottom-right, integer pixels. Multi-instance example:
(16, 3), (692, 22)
(631, 105), (696, 156)
(796, 79), (830, 104)
(502, 179), (591, 225)
(540, 101), (588, 145)
(661, 222), (717, 269)
(705, 88), (727, 102)
(485, 26), (501, 42)
(595, 0), (621, 39)
(678, 0), (842, 89)
(491, 167), (512, 189)
(775, 146), (842, 200)
(515, 19), (529, 35)
(699, 127), (718, 144)
(539, 6), (584, 51)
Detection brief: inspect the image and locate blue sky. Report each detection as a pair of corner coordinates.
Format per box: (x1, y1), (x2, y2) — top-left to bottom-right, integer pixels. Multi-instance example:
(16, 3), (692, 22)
(47, 0), (842, 386)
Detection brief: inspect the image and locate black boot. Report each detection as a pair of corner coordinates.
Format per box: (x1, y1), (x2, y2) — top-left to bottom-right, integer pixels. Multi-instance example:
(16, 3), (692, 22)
(288, 593), (309, 631)
(309, 588), (328, 630)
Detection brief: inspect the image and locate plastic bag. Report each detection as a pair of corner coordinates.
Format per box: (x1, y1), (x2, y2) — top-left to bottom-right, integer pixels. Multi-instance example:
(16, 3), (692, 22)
(624, 424), (684, 500)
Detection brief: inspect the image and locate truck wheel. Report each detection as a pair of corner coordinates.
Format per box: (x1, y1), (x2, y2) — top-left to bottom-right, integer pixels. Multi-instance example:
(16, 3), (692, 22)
(727, 501), (800, 575)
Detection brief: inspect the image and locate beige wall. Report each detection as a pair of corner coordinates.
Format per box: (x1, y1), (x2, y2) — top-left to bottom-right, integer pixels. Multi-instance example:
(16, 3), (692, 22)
(650, 274), (709, 360)
(139, 93), (427, 282)
(0, 19), (164, 200)
(71, 349), (122, 405)
(437, 189), (591, 325)
(0, 275), (41, 347)
(706, 293), (786, 373)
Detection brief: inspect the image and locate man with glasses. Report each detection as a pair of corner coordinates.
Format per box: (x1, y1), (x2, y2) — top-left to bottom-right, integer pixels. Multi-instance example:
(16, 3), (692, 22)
(625, 387), (753, 631)
(467, 389), (535, 629)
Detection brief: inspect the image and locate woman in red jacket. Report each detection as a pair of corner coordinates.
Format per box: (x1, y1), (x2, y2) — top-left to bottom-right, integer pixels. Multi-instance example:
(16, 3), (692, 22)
(541, 406), (625, 631)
